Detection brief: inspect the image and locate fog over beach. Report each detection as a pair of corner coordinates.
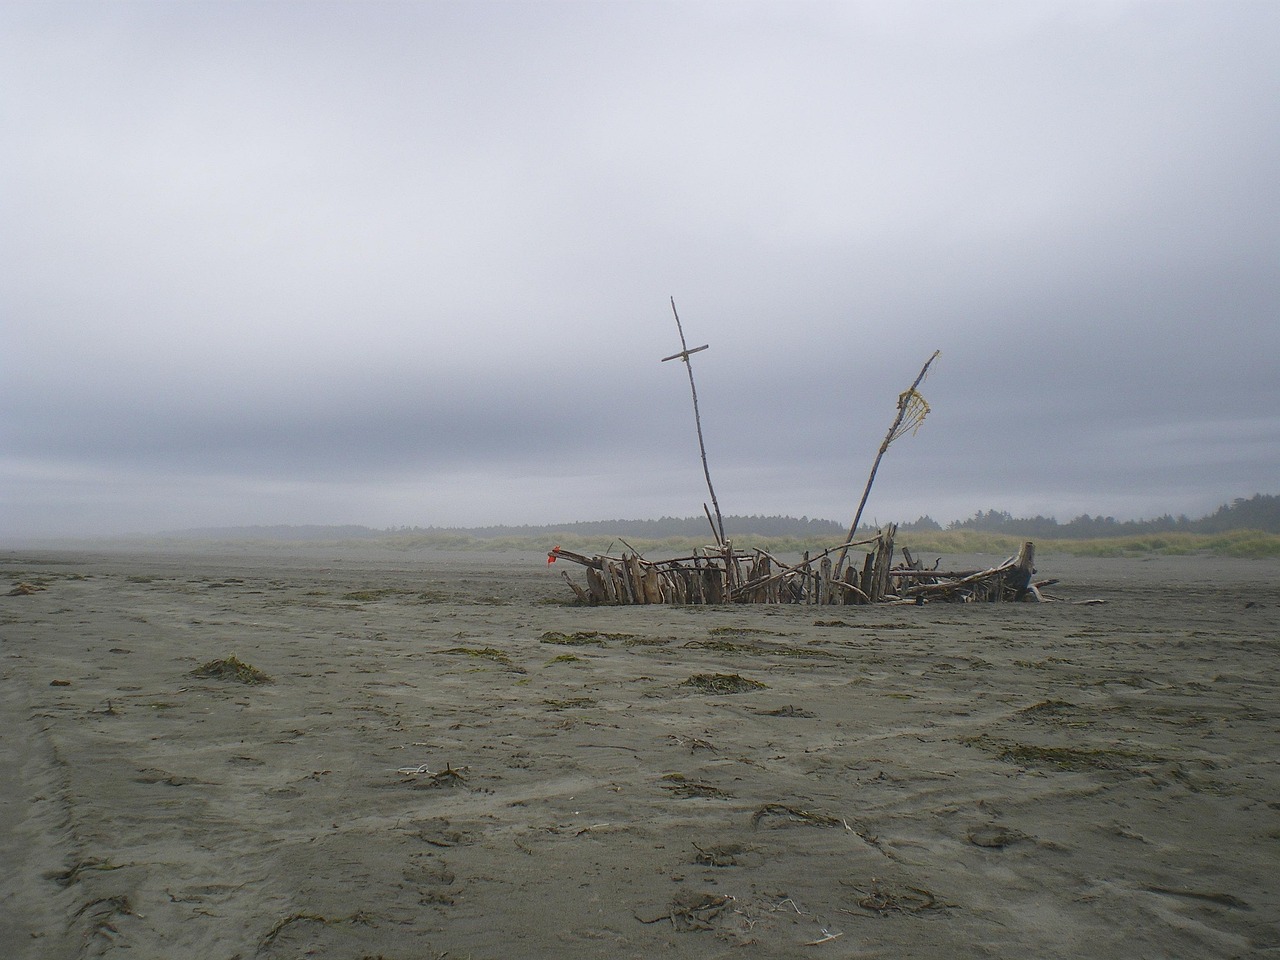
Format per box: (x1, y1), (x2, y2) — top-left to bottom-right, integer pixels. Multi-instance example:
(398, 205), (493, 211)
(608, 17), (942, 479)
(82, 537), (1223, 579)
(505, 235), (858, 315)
(3, 0), (1278, 539)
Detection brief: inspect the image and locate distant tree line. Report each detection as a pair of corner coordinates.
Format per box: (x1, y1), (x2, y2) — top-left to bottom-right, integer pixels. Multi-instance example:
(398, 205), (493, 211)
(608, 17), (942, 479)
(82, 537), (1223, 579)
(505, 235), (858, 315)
(165, 494), (1278, 542)
(385, 495), (1279, 540)
(933, 494), (1280, 538)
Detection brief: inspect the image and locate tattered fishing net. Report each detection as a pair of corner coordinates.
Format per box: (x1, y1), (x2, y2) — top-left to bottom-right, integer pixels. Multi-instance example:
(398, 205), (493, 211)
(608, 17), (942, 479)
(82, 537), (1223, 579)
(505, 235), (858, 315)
(889, 388), (930, 442)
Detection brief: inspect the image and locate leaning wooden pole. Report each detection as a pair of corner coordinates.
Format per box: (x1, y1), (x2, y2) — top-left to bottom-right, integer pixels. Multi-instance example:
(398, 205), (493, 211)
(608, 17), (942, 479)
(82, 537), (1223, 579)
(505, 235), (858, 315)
(833, 350), (941, 577)
(663, 297), (726, 547)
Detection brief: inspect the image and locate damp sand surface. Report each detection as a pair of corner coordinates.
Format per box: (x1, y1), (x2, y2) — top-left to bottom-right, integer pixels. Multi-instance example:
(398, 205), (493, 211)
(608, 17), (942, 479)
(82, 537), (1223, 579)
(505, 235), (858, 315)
(2, 547), (1278, 959)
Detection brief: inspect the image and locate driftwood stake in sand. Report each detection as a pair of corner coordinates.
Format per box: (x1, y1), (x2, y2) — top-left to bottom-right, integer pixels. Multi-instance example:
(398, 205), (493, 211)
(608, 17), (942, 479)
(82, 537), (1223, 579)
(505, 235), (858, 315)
(834, 350), (941, 577)
(664, 297), (726, 547)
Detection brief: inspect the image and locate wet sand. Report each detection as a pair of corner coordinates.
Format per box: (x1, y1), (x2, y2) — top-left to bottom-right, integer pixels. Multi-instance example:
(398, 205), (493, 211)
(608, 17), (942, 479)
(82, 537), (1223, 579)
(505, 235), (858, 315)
(2, 547), (1277, 959)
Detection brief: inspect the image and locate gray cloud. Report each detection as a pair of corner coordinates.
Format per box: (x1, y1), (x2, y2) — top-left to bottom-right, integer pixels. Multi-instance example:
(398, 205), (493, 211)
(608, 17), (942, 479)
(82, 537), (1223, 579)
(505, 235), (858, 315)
(3, 1), (1277, 538)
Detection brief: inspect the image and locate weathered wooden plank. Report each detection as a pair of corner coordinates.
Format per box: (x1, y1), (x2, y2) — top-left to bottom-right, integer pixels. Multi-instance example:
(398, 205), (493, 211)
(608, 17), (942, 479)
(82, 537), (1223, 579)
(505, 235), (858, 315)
(870, 524), (897, 602)
(1009, 541), (1036, 601)
(704, 565), (723, 604)
(605, 560), (625, 604)
(560, 571), (588, 603)
(642, 565), (662, 604)
(585, 566), (609, 604)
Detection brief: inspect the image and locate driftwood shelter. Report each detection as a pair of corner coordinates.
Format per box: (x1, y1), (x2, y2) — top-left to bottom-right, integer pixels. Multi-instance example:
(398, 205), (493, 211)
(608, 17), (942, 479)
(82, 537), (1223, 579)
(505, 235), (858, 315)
(548, 302), (1049, 606)
(548, 529), (1044, 607)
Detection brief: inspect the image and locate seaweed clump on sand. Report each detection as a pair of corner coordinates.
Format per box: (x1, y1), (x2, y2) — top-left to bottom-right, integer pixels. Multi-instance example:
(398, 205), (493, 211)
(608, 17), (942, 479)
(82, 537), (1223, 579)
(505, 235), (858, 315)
(190, 655), (274, 685)
(540, 630), (638, 645)
(680, 673), (767, 694)
(438, 646), (524, 672)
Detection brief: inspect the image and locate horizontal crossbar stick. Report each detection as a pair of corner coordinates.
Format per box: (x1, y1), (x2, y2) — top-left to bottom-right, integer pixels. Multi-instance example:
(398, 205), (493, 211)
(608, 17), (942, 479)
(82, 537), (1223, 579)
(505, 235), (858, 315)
(887, 568), (983, 579)
(661, 344), (709, 363)
(547, 546), (756, 569)
(899, 557), (1019, 597)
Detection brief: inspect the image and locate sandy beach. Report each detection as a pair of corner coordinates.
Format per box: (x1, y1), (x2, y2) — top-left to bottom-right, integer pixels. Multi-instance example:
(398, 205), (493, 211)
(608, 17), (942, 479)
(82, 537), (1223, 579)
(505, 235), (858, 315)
(1, 546), (1277, 959)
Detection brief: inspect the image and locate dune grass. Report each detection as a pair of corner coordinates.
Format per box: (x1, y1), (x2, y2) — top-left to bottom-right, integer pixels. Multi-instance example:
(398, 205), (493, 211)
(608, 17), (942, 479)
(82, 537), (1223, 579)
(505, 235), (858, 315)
(388, 528), (1280, 559)
(891, 529), (1279, 559)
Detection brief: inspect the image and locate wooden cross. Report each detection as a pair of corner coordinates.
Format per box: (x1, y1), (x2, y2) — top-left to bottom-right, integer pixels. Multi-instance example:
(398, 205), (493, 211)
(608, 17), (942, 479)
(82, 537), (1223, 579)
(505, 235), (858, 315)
(663, 298), (726, 549)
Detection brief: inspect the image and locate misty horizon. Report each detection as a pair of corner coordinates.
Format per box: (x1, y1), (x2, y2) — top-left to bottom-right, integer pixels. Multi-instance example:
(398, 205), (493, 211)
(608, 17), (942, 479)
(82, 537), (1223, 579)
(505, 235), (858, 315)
(6, 492), (1274, 548)
(4, 2), (1277, 541)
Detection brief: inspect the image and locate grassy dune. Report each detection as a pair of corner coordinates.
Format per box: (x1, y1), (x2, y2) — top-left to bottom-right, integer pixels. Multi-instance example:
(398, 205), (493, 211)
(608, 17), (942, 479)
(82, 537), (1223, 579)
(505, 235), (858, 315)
(893, 528), (1280, 559)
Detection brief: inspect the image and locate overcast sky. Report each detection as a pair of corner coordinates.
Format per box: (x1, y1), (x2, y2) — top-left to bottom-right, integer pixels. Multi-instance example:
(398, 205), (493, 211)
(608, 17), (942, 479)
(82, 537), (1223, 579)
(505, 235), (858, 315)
(3, 0), (1277, 539)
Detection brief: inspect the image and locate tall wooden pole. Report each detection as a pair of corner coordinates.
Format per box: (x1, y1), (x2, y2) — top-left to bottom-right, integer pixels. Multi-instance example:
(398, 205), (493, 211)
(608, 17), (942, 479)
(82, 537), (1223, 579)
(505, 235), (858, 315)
(663, 297), (726, 547)
(833, 350), (941, 576)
